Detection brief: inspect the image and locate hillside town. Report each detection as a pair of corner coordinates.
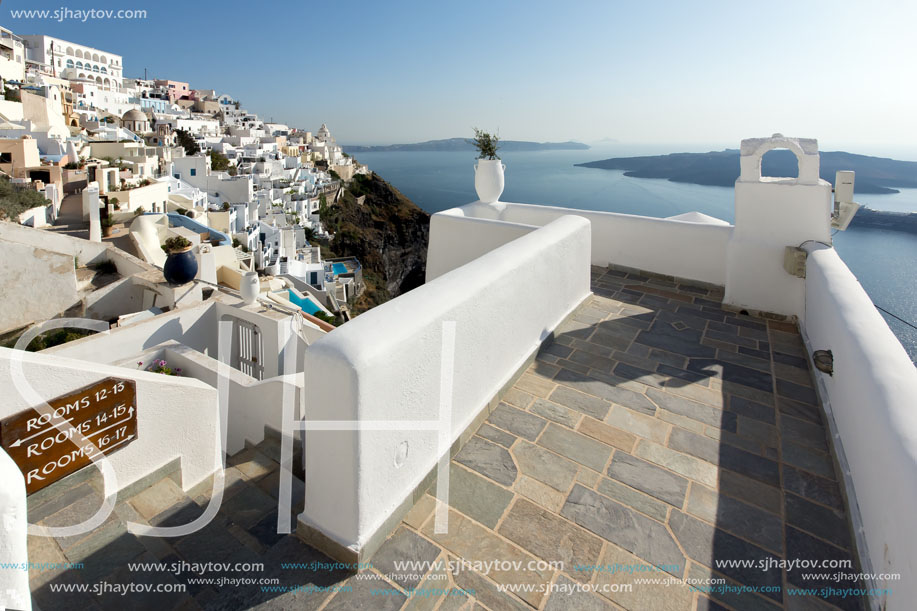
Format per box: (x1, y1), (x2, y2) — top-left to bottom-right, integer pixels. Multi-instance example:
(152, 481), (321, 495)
(0, 26), (368, 326)
(1, 18), (915, 611)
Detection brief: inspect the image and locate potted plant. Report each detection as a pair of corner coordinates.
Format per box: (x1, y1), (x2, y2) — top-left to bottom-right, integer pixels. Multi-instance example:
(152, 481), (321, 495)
(471, 128), (505, 204)
(162, 236), (198, 286)
(101, 214), (115, 237)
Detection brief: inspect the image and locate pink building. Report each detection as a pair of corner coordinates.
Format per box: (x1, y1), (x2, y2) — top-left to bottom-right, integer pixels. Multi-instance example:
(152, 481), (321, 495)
(153, 79), (190, 102)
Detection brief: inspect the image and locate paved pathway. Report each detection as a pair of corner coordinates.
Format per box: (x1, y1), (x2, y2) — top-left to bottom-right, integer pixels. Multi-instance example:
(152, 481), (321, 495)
(26, 267), (863, 611)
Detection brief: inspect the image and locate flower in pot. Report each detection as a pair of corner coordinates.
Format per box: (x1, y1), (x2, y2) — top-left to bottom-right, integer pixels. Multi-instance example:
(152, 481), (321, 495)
(471, 128), (504, 204)
(162, 236), (198, 286)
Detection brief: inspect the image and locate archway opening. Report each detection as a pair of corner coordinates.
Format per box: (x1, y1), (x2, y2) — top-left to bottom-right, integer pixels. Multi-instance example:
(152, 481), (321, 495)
(760, 148), (799, 179)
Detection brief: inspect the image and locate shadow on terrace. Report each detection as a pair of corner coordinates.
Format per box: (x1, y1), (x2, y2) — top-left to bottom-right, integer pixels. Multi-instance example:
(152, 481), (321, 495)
(26, 267), (865, 611)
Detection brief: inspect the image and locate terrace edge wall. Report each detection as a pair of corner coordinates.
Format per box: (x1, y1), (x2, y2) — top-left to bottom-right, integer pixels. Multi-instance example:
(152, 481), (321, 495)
(801, 244), (917, 610)
(300, 215), (592, 558)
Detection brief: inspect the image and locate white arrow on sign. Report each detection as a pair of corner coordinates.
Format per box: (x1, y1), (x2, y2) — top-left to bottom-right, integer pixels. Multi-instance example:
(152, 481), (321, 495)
(9, 404), (132, 448)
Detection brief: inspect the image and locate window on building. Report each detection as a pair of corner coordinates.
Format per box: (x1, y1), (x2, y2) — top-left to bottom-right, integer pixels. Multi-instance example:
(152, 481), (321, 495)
(190, 168), (196, 176)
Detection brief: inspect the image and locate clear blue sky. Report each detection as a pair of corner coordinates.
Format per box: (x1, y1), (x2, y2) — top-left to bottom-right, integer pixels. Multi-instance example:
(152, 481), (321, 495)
(4, 0), (916, 155)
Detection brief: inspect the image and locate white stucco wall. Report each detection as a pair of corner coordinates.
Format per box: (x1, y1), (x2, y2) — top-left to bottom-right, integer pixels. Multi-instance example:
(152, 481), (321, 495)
(0, 448), (30, 610)
(148, 343), (304, 455)
(0, 240), (78, 334)
(300, 215), (592, 552)
(430, 201), (732, 286)
(801, 245), (917, 609)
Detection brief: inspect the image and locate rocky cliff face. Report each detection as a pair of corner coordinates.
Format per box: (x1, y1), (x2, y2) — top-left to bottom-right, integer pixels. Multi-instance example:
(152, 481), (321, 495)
(320, 172), (429, 313)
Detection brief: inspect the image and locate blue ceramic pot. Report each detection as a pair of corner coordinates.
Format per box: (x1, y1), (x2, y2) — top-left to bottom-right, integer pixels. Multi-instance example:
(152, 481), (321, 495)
(163, 247), (198, 286)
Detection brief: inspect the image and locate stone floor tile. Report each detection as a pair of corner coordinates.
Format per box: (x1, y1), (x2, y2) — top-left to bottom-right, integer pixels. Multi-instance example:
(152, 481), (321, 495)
(663, 380), (725, 408)
(218, 481), (277, 529)
(548, 385), (611, 420)
(688, 358), (774, 392)
(781, 464), (844, 509)
(782, 440), (837, 480)
(604, 405), (670, 443)
(636, 322), (717, 359)
(530, 397), (581, 429)
(515, 474), (567, 513)
(516, 372), (557, 398)
(422, 509), (553, 608)
(686, 563), (782, 611)
(455, 436), (518, 487)
(785, 527), (864, 611)
(728, 395), (776, 424)
(774, 362), (815, 386)
(778, 397), (823, 424)
(780, 415), (829, 452)
(27, 534), (69, 589)
(476, 423), (516, 448)
(487, 402), (547, 441)
(647, 387), (737, 431)
(447, 464), (514, 529)
(685, 484), (784, 554)
(322, 572), (406, 610)
(498, 498), (603, 583)
(372, 526), (442, 590)
(511, 441), (579, 492)
(607, 452), (688, 507)
(657, 407), (707, 434)
(553, 368), (656, 415)
(785, 493), (851, 550)
(544, 574), (617, 610)
(227, 448), (277, 481)
(578, 416), (637, 452)
(633, 441), (719, 488)
(502, 387), (535, 409)
(28, 481), (102, 524)
(128, 478), (190, 522)
(669, 428), (780, 486)
(575, 468), (601, 487)
(669, 510), (782, 601)
(776, 379), (819, 405)
(593, 544), (695, 611)
(449, 564), (530, 611)
(735, 416), (779, 447)
(596, 477), (669, 522)
(403, 494), (436, 530)
(538, 423), (612, 472)
(561, 485), (685, 577)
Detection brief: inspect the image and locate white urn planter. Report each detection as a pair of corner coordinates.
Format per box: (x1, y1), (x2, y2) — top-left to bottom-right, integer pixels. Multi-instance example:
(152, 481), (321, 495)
(474, 159), (505, 204)
(240, 271), (260, 305)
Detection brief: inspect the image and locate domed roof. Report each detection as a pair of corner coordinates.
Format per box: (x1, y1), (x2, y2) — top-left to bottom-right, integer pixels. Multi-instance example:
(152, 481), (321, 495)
(122, 109), (147, 122)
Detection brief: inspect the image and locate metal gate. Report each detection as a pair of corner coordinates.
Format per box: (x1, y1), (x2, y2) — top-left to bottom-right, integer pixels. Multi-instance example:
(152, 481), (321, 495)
(232, 318), (264, 380)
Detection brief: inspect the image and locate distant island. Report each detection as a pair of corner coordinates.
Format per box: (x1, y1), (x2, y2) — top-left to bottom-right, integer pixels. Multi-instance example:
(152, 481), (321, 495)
(576, 149), (917, 194)
(849, 207), (917, 233)
(343, 138), (589, 154)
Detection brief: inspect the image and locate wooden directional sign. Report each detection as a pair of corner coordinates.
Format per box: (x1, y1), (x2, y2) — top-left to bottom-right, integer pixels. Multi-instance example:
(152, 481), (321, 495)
(0, 377), (138, 494)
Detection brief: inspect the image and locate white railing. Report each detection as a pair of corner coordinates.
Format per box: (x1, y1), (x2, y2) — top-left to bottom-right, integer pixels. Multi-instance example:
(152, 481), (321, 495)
(430, 201), (732, 285)
(300, 215), (592, 552)
(801, 244), (917, 608)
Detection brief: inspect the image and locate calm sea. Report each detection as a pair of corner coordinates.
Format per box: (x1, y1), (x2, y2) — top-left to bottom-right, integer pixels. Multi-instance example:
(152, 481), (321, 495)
(354, 148), (917, 362)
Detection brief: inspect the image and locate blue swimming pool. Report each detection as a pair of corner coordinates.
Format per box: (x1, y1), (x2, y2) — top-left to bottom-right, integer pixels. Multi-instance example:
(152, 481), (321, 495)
(286, 290), (321, 315)
(332, 262), (348, 275)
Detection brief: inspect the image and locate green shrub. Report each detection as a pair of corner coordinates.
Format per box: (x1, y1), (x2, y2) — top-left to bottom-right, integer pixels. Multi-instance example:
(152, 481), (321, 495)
(163, 236), (192, 253)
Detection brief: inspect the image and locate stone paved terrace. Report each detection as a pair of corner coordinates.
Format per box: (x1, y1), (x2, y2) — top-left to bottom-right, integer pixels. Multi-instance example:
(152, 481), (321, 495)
(26, 266), (864, 611)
